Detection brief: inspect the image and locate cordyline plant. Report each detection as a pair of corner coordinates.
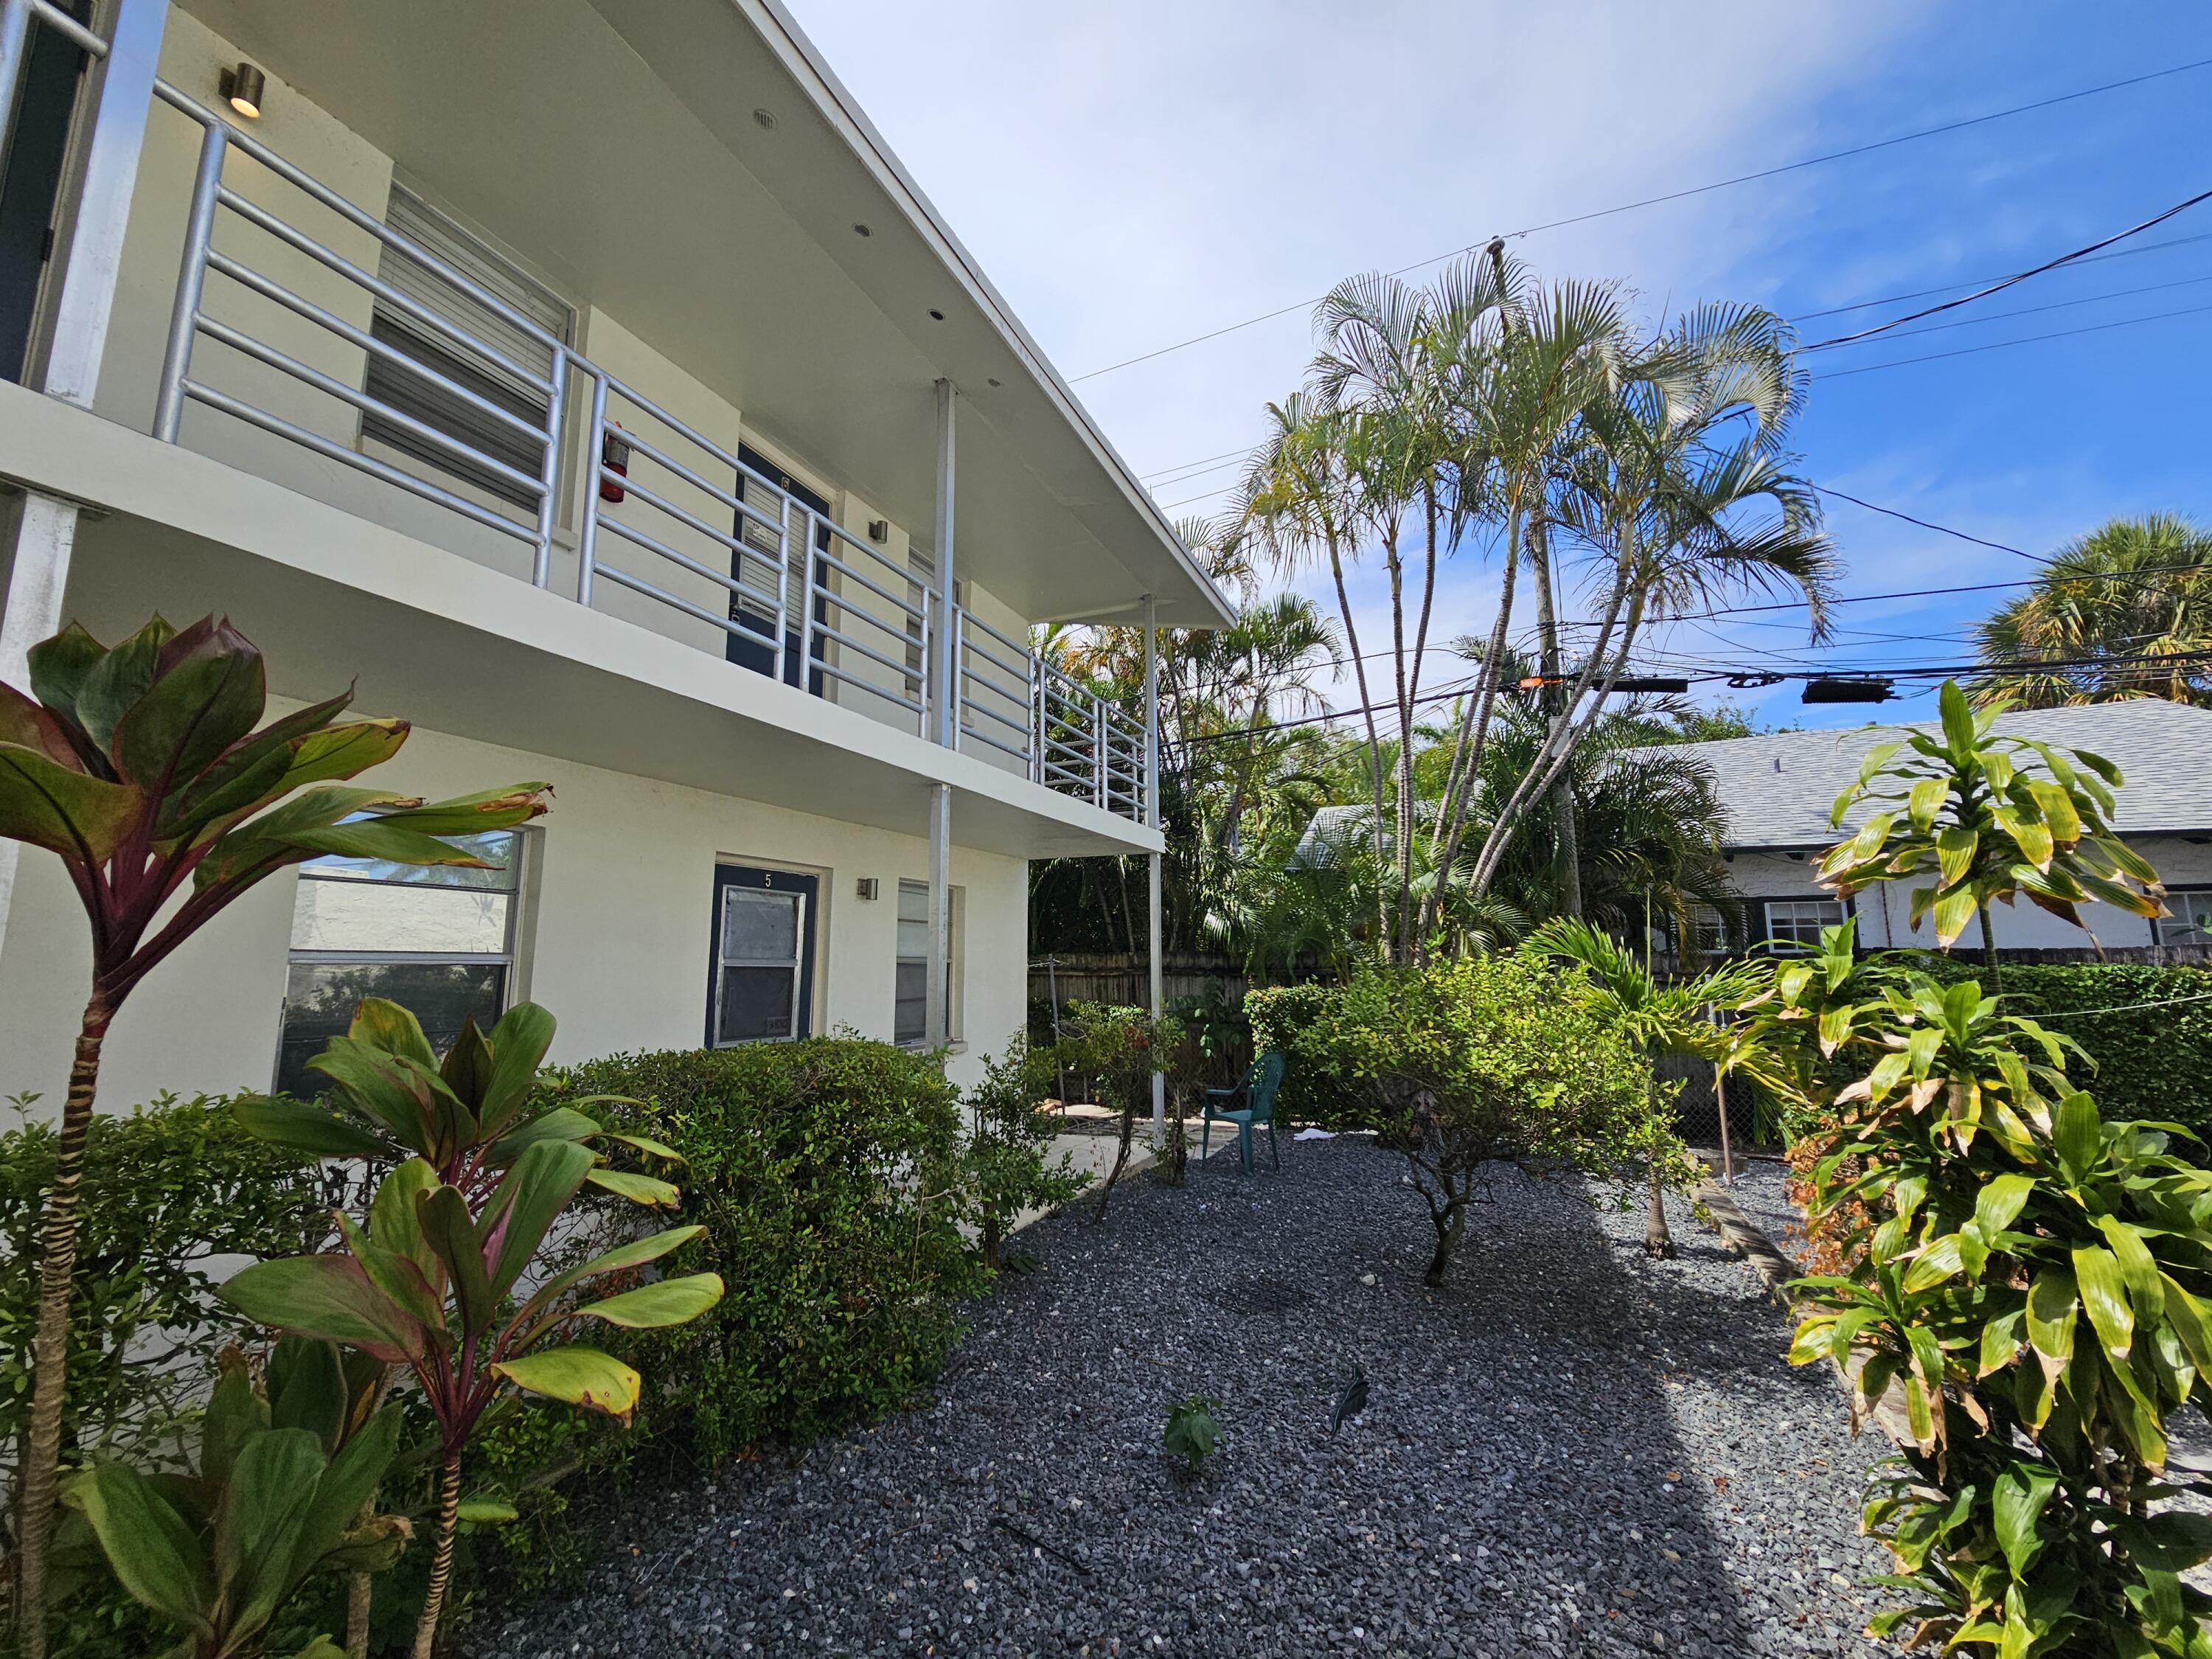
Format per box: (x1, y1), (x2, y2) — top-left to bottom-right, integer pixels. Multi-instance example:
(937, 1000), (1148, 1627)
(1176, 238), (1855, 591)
(234, 998), (683, 1209)
(230, 997), (684, 1653)
(1761, 698), (2212, 1655)
(0, 614), (548, 1659)
(55, 1339), (408, 1659)
(1818, 681), (2163, 981)
(222, 1002), (722, 1659)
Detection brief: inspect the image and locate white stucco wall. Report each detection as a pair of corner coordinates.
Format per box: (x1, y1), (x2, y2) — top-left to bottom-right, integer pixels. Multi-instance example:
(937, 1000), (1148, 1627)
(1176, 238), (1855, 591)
(1723, 838), (2212, 950)
(0, 704), (1029, 1117)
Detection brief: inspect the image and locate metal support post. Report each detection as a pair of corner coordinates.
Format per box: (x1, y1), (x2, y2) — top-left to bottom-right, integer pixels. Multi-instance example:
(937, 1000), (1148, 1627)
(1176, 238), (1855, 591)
(932, 380), (957, 748)
(1144, 594), (1165, 1141)
(925, 782), (952, 1051)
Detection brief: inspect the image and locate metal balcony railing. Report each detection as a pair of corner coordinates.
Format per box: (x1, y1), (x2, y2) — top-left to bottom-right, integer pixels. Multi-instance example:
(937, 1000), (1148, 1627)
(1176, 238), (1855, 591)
(108, 78), (1151, 824)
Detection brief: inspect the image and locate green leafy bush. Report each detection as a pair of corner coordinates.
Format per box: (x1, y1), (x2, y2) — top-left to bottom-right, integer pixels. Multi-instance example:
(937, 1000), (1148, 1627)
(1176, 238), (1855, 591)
(1915, 958), (2212, 1135)
(1244, 984), (1368, 1129)
(1767, 685), (2212, 1655)
(961, 1035), (1088, 1269)
(1265, 959), (1663, 1283)
(550, 1038), (985, 1463)
(0, 1095), (331, 1482)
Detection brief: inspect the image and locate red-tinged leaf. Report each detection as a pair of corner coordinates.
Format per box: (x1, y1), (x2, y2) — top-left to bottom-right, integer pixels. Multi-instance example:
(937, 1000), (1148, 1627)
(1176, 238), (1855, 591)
(218, 1255), (429, 1363)
(0, 742), (141, 864)
(111, 616), (265, 788)
(0, 680), (85, 768)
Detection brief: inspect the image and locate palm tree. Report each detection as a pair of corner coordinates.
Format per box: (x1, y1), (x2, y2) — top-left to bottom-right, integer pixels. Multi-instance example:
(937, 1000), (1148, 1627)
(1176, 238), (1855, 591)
(1442, 298), (1836, 914)
(1474, 700), (1736, 940)
(1522, 917), (1774, 1256)
(1972, 513), (2212, 707)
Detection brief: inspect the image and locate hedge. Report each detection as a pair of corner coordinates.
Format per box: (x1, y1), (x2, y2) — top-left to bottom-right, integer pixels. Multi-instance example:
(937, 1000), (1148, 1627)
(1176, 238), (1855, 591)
(3, 1040), (998, 1646)
(1245, 984), (1371, 1129)
(1916, 959), (2212, 1137)
(0, 1095), (332, 1659)
(553, 1037), (987, 1462)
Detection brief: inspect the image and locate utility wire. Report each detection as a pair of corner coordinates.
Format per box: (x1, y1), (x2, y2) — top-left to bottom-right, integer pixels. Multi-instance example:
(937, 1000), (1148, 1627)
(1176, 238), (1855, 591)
(1146, 293), (2212, 512)
(1071, 56), (2212, 383)
(1185, 647), (2212, 744)
(1812, 487), (2034, 560)
(1798, 185), (2212, 350)
(1790, 230), (2212, 322)
(1811, 299), (2212, 380)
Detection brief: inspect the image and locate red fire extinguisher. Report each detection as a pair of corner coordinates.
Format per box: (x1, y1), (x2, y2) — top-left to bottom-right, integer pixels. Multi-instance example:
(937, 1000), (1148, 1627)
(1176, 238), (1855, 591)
(599, 422), (633, 504)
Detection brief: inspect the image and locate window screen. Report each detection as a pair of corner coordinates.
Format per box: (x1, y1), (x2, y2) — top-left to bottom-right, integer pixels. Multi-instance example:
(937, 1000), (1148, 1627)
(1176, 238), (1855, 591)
(894, 880), (954, 1046)
(2157, 889), (2212, 945)
(709, 866), (815, 1045)
(274, 829), (523, 1096)
(361, 184), (571, 509)
(1761, 897), (1848, 954)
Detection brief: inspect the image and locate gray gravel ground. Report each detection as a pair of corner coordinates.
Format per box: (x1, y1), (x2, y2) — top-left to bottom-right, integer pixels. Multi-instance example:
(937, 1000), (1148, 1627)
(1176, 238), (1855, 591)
(479, 1138), (1889, 1658)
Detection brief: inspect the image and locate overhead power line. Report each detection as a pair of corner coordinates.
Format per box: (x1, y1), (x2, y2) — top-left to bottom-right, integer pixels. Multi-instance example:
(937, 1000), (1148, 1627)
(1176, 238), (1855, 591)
(1790, 229), (2212, 323)
(1144, 281), (2212, 512)
(1798, 185), (2212, 351)
(1070, 55), (2212, 383)
(1183, 647), (2212, 744)
(1810, 299), (2212, 380)
(1811, 487), (2035, 561)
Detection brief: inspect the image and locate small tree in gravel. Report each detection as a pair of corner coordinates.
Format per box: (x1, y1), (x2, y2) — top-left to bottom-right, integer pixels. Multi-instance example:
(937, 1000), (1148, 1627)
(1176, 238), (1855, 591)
(1053, 1003), (1182, 1224)
(1306, 958), (1664, 1284)
(1766, 692), (2212, 1656)
(962, 1034), (1089, 1270)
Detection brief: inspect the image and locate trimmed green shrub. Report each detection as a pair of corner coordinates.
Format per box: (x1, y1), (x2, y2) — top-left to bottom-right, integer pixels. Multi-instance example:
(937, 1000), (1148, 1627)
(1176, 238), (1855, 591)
(1915, 959), (2212, 1134)
(0, 1094), (331, 1478)
(1255, 959), (1663, 1282)
(550, 1037), (985, 1462)
(1244, 984), (1365, 1128)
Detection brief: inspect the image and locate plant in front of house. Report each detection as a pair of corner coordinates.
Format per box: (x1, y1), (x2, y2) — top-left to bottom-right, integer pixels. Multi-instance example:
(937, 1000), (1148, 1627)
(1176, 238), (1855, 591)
(54, 1341), (410, 1659)
(1521, 917), (1781, 1257)
(961, 1035), (1088, 1272)
(1052, 1002), (1183, 1223)
(1301, 956), (1664, 1285)
(1770, 684), (2212, 1655)
(1815, 681), (2162, 981)
(232, 997), (684, 1210)
(219, 995), (719, 1659)
(220, 1144), (721, 1659)
(0, 613), (549, 1659)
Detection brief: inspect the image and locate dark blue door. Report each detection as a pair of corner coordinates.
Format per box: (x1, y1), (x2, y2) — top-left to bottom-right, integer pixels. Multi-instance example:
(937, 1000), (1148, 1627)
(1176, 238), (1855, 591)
(706, 863), (817, 1046)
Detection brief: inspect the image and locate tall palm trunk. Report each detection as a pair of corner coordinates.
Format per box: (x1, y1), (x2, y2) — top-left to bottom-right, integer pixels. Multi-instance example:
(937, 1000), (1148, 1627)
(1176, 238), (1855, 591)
(15, 994), (115, 1659)
(1529, 515), (1582, 918)
(1321, 535), (1393, 950)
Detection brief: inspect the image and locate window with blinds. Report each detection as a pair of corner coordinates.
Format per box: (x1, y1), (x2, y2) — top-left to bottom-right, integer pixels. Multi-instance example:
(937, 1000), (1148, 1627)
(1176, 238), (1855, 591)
(361, 184), (573, 510)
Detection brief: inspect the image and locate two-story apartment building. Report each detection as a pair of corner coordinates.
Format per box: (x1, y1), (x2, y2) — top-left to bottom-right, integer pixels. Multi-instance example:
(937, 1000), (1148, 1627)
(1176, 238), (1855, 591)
(0, 0), (1231, 1108)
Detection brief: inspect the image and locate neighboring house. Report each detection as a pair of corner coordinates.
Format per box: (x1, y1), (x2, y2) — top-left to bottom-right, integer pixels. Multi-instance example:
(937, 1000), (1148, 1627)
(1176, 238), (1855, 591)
(1660, 700), (2212, 957)
(0, 0), (1231, 1109)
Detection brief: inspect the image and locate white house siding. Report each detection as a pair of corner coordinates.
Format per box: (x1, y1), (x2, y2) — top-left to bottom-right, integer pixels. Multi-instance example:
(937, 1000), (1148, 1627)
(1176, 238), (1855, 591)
(1724, 838), (2212, 952)
(0, 704), (1029, 1117)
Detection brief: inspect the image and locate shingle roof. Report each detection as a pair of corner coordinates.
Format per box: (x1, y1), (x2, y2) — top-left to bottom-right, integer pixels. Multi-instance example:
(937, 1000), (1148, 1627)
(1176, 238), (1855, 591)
(1649, 700), (2212, 849)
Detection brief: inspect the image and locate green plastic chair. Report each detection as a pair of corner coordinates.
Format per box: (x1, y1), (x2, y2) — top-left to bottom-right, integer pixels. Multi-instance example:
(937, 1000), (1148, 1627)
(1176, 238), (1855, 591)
(1202, 1051), (1285, 1175)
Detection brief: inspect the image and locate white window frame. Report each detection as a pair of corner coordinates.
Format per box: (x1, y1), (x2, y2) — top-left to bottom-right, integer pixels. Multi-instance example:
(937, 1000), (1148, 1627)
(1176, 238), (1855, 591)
(2156, 888), (2212, 946)
(894, 878), (959, 1047)
(1760, 896), (1849, 955)
(274, 828), (531, 1091)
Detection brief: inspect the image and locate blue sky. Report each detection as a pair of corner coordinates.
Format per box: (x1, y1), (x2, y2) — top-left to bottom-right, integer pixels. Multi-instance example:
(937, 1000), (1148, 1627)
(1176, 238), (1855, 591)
(787, 0), (2212, 731)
